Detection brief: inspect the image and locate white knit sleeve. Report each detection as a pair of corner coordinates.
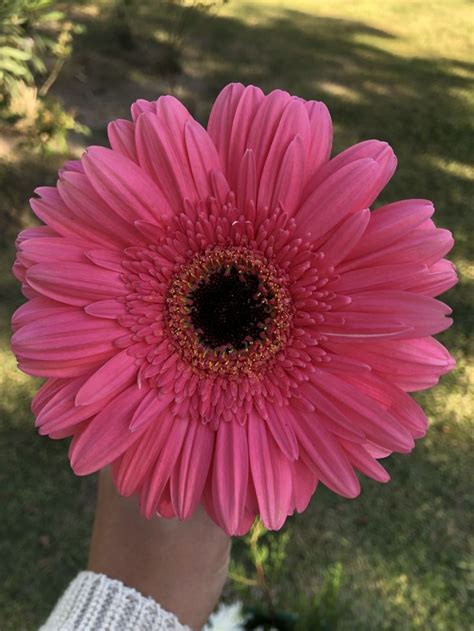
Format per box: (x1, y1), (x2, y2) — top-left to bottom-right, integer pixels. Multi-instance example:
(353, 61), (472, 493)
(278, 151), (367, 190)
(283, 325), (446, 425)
(39, 571), (192, 631)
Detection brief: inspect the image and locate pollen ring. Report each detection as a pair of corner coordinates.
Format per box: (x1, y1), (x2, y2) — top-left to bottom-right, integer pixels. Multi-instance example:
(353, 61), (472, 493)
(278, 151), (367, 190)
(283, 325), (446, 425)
(166, 247), (293, 377)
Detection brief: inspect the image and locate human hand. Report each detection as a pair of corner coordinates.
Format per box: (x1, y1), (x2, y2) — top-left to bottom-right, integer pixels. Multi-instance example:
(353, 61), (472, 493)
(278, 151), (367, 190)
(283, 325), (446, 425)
(88, 469), (231, 630)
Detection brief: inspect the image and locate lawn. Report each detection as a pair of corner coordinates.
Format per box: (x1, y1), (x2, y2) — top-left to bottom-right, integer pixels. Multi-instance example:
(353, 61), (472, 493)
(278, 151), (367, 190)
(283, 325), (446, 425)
(0, 1), (473, 629)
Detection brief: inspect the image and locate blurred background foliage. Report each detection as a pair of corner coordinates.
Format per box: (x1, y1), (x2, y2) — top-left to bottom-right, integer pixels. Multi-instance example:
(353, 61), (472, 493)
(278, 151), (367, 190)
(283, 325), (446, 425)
(0, 0), (89, 150)
(0, 1), (473, 629)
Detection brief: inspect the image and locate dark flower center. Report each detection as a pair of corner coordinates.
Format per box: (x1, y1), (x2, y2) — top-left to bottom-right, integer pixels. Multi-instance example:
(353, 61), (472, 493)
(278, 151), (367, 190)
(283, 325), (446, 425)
(165, 247), (292, 377)
(188, 266), (273, 350)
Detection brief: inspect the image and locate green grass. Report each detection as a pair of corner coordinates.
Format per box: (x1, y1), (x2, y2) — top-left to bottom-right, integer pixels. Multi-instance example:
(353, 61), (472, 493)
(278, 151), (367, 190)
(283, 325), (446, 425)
(0, 1), (473, 629)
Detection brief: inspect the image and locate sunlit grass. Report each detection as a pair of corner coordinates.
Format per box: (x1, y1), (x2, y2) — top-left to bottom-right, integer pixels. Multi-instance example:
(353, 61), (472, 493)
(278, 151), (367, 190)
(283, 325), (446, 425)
(0, 347), (37, 421)
(234, 0), (474, 62)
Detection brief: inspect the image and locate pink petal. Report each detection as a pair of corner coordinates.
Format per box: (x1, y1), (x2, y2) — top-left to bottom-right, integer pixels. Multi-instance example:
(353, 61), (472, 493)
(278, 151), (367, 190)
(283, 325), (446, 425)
(340, 226), (454, 273)
(170, 421), (214, 520)
(84, 299), (127, 320)
(133, 219), (166, 243)
(36, 375), (107, 436)
(82, 146), (173, 224)
(58, 171), (144, 246)
(141, 418), (188, 518)
(269, 135), (305, 214)
(210, 169), (231, 205)
(69, 384), (148, 475)
(75, 349), (138, 406)
(207, 83), (245, 172)
(336, 291), (453, 338)
(212, 420), (249, 536)
(233, 509), (257, 537)
(319, 209), (370, 268)
(155, 94), (191, 127)
(327, 263), (426, 293)
(26, 262), (126, 307)
(265, 405), (299, 461)
(246, 90), (292, 179)
(295, 391), (365, 443)
(404, 259), (458, 297)
(157, 482), (176, 518)
(131, 98), (156, 121)
(291, 406), (361, 498)
(12, 297), (74, 332)
(303, 139), (396, 204)
(339, 439), (390, 483)
(12, 260), (26, 282)
(236, 149), (257, 209)
(297, 158), (379, 238)
(19, 237), (88, 266)
(116, 407), (175, 496)
(184, 118), (223, 200)
(12, 310), (121, 362)
(31, 377), (63, 415)
(16, 225), (57, 246)
(344, 372), (429, 438)
(304, 100), (332, 177)
(208, 83), (265, 185)
(348, 199), (434, 258)
(18, 356), (109, 378)
(225, 85), (265, 187)
(107, 119), (138, 162)
(291, 459), (318, 513)
(85, 249), (124, 272)
(325, 337), (455, 392)
(58, 159), (84, 176)
(50, 422), (87, 440)
(135, 112), (198, 209)
(248, 410), (293, 530)
(129, 390), (174, 432)
(256, 98), (309, 210)
(366, 443), (392, 459)
(30, 188), (117, 248)
(309, 370), (415, 452)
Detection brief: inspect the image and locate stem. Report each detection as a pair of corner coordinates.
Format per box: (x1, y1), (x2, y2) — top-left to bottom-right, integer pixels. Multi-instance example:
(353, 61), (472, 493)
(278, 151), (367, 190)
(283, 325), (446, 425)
(39, 21), (73, 98)
(249, 522), (275, 614)
(38, 55), (66, 97)
(228, 571), (258, 587)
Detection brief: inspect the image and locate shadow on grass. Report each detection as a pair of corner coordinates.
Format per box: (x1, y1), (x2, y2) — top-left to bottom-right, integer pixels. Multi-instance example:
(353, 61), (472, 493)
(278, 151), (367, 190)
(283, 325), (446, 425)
(0, 417), (95, 629)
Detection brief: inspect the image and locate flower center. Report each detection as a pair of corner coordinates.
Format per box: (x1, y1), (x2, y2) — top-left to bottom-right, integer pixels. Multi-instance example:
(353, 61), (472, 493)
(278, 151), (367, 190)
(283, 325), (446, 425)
(189, 266), (272, 351)
(166, 247), (292, 377)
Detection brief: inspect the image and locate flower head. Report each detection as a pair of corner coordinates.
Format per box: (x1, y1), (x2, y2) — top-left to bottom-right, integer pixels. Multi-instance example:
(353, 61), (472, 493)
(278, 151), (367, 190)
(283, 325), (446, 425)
(11, 84), (457, 534)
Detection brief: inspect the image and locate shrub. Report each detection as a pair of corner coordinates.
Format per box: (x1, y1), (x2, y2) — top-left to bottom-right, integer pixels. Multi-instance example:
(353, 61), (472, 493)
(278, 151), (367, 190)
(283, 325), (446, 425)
(0, 0), (88, 150)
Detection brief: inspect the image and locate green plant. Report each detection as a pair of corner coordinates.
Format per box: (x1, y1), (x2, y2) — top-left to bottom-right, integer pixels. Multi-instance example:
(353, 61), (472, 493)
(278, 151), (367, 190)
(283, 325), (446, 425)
(230, 520), (344, 630)
(295, 563), (344, 631)
(0, 0), (61, 101)
(0, 0), (88, 150)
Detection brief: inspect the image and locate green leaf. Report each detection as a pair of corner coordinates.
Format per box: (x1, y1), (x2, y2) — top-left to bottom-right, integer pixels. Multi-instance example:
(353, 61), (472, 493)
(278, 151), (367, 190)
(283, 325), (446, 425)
(30, 56), (46, 73)
(0, 46), (32, 61)
(38, 11), (65, 22)
(0, 57), (30, 76)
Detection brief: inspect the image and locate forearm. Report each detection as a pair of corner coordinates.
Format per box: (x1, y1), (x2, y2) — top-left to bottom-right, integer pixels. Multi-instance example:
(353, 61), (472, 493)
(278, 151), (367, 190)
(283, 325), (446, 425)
(88, 470), (231, 630)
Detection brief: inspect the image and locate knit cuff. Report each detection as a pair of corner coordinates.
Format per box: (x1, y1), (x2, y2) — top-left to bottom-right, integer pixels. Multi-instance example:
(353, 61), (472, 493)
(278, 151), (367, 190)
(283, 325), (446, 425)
(39, 571), (192, 630)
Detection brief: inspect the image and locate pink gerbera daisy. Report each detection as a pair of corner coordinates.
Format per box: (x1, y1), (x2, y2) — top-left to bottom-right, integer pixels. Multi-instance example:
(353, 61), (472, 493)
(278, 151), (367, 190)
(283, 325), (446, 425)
(11, 84), (457, 535)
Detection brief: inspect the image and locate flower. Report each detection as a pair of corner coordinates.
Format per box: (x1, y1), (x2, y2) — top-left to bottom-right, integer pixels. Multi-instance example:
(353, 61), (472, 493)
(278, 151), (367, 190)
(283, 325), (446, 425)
(11, 84), (457, 535)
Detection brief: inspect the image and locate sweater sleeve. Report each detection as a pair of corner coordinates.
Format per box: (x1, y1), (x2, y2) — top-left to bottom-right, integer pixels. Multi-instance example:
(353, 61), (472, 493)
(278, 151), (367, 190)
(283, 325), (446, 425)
(39, 571), (192, 631)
